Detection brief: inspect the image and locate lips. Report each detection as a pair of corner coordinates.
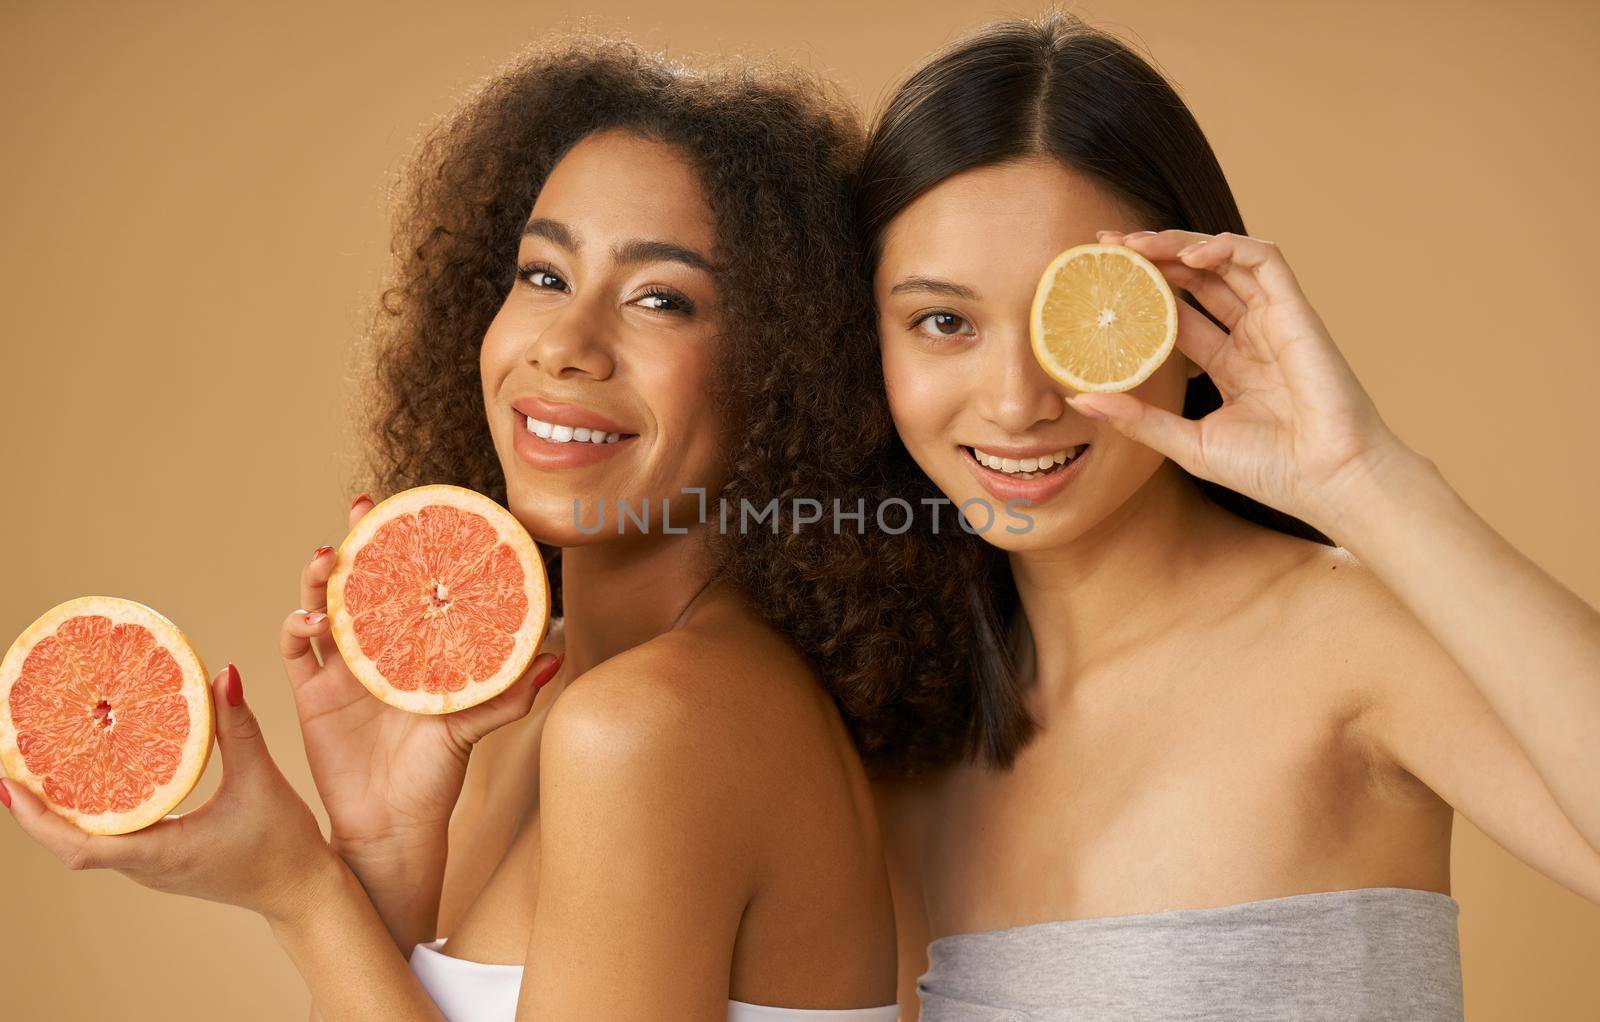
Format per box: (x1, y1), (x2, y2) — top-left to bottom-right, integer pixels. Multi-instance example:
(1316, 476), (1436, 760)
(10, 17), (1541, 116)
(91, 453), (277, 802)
(511, 396), (634, 437)
(967, 443), (1088, 478)
(509, 396), (639, 471)
(958, 441), (1091, 506)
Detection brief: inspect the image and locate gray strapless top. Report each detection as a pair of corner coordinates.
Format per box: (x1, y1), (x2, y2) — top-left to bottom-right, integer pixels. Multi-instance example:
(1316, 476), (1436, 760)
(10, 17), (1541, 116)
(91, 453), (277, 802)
(917, 887), (1462, 1021)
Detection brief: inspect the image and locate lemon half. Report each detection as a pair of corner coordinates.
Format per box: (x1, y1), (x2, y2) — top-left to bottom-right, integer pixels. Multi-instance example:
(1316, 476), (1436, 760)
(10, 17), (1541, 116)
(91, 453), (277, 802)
(1029, 242), (1179, 393)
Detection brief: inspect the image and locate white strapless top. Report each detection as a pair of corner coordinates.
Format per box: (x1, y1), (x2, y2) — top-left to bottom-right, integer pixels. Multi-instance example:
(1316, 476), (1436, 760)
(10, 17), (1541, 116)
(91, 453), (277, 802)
(410, 938), (901, 1021)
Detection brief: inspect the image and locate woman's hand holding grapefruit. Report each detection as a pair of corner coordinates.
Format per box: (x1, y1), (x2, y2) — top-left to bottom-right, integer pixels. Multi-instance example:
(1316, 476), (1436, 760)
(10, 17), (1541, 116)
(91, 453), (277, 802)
(1066, 229), (1426, 542)
(1, 663), (340, 927)
(279, 494), (560, 944)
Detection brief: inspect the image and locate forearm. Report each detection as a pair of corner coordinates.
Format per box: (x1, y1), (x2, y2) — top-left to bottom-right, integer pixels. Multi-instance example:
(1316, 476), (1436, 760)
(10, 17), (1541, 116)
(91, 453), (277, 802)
(333, 830), (450, 955)
(1323, 443), (1600, 847)
(271, 847), (448, 1022)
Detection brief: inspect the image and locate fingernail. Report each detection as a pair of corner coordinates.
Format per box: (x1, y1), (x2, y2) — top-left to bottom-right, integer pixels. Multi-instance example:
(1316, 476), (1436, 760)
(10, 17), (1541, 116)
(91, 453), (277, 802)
(1177, 241), (1206, 257)
(1127, 230), (1157, 239)
(0, 780), (11, 810)
(351, 494), (371, 509)
(304, 612), (326, 626)
(534, 655), (564, 689)
(311, 544), (334, 561)
(1068, 396), (1110, 422)
(225, 663), (243, 707)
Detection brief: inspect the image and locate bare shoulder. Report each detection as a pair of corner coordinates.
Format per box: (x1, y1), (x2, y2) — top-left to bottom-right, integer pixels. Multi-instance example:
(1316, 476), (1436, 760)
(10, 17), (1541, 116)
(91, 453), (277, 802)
(1278, 542), (1444, 668)
(534, 598), (830, 902)
(540, 595), (828, 809)
(1196, 519), (1455, 713)
(1272, 541), (1474, 770)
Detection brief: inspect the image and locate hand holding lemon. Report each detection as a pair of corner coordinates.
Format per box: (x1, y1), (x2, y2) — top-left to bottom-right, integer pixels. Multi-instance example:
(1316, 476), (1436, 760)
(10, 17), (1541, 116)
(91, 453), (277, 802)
(1033, 229), (1411, 541)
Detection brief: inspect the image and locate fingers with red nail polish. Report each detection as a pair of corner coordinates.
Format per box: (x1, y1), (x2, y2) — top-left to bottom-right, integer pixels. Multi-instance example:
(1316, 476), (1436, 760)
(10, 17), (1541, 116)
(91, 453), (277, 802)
(534, 655), (564, 689)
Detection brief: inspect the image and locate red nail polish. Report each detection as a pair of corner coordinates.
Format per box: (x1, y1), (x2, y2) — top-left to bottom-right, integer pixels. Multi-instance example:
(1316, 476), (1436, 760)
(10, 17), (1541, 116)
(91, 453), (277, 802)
(312, 544), (334, 560)
(533, 655), (564, 688)
(225, 663), (243, 707)
(351, 494), (371, 509)
(0, 780), (11, 809)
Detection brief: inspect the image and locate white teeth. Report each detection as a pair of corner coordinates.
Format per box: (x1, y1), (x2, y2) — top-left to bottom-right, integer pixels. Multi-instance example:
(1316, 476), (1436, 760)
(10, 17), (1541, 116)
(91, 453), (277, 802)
(971, 445), (1078, 475)
(523, 414), (626, 444)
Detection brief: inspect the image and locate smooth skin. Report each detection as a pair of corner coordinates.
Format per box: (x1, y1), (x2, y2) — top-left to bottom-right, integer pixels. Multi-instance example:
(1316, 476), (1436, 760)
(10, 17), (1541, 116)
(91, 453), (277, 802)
(4, 127), (897, 1021)
(870, 154), (1600, 1017)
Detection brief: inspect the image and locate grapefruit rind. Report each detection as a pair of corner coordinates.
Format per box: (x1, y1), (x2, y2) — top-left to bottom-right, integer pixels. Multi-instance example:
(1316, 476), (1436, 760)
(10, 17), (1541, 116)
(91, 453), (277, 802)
(1029, 242), (1179, 394)
(326, 484), (550, 715)
(0, 595), (215, 836)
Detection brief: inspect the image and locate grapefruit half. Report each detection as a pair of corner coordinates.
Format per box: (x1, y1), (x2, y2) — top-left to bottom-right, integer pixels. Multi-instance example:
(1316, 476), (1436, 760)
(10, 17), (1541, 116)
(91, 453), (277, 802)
(326, 484), (550, 715)
(1, 596), (215, 835)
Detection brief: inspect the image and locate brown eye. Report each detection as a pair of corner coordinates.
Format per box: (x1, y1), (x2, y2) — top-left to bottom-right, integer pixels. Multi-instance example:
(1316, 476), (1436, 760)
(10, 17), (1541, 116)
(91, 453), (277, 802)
(632, 287), (696, 316)
(913, 311), (973, 339)
(517, 264), (566, 291)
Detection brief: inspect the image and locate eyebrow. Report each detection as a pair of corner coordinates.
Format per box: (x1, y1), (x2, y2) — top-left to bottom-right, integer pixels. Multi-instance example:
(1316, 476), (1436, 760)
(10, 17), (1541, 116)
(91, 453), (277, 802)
(887, 275), (981, 301)
(522, 217), (578, 250)
(522, 217), (720, 276)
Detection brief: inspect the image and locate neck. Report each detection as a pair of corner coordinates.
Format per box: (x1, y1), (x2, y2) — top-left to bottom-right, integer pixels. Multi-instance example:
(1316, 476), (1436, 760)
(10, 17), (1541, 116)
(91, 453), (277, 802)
(556, 521), (714, 675)
(1009, 459), (1227, 695)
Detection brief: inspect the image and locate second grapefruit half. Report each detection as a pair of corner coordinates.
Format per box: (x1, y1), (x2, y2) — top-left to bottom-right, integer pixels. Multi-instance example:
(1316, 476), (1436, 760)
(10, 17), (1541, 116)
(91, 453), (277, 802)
(1, 596), (215, 835)
(326, 484), (550, 714)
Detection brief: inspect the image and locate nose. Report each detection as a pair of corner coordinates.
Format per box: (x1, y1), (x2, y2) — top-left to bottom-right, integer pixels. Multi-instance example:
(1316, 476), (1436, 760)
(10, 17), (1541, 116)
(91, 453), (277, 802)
(524, 294), (615, 381)
(973, 326), (1065, 435)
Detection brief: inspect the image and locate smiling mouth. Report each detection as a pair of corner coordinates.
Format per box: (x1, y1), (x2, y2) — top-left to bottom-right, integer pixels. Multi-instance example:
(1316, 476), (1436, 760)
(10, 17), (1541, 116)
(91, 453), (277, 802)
(519, 412), (637, 446)
(963, 444), (1090, 479)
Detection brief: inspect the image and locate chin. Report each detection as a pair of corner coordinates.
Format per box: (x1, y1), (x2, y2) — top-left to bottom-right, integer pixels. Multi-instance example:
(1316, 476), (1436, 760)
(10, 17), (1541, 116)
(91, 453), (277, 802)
(502, 484), (599, 547)
(983, 510), (1092, 552)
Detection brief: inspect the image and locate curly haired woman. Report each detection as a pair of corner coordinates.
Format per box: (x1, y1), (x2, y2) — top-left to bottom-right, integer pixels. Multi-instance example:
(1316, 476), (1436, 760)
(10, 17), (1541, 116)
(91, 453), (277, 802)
(3, 35), (901, 1021)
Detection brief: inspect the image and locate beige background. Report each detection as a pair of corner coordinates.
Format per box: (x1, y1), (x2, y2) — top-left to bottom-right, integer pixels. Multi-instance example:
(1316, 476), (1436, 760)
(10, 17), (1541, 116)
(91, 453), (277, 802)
(3, 1), (1597, 1017)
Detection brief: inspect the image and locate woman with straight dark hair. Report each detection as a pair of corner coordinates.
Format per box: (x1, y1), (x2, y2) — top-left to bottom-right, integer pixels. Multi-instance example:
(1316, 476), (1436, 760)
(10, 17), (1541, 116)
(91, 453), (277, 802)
(840, 9), (1600, 1019)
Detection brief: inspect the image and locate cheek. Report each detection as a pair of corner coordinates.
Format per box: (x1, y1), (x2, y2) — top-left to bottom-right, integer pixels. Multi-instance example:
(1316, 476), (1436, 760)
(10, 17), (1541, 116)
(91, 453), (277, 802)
(880, 342), (956, 447)
(479, 304), (518, 411)
(635, 341), (720, 454)
(480, 301), (522, 374)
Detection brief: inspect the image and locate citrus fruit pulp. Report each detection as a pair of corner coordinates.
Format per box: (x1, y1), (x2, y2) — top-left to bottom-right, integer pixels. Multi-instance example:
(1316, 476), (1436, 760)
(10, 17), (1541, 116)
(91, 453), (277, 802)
(326, 484), (550, 714)
(1, 596), (215, 835)
(1030, 242), (1179, 393)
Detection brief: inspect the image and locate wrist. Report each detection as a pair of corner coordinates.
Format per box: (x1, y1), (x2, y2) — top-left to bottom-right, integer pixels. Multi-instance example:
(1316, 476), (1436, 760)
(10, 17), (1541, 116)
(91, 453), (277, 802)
(331, 825), (449, 908)
(266, 841), (351, 935)
(1306, 435), (1441, 546)
(331, 824), (450, 873)
(330, 827), (450, 952)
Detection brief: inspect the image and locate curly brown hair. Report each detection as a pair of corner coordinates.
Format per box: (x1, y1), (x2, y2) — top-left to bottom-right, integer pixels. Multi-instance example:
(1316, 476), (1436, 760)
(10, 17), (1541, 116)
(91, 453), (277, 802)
(352, 33), (962, 773)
